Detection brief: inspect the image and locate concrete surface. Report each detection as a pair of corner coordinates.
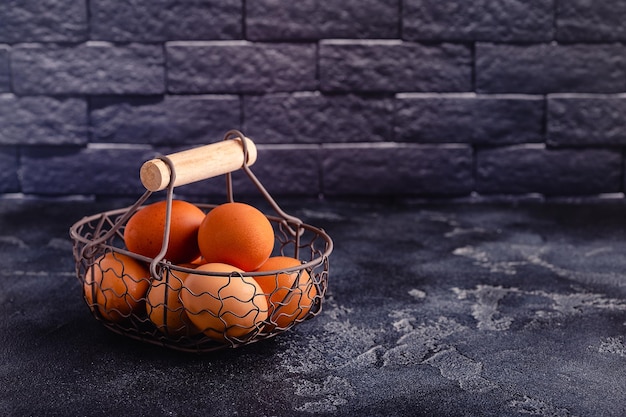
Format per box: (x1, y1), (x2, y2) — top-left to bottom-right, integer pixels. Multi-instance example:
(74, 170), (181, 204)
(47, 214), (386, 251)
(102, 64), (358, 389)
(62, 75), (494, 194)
(1, 197), (626, 416)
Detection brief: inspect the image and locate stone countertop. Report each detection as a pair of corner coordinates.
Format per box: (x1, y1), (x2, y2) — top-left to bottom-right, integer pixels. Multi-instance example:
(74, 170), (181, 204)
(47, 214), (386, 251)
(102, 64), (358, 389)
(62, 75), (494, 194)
(1, 197), (625, 417)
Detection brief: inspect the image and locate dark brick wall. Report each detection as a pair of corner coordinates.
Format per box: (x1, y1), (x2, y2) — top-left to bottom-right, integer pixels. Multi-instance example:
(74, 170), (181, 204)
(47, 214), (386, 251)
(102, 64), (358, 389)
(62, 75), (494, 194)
(1, 1), (625, 199)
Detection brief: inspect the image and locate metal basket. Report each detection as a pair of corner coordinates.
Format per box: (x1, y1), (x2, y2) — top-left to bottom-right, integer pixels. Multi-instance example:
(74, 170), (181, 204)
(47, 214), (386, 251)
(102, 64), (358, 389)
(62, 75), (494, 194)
(69, 130), (333, 353)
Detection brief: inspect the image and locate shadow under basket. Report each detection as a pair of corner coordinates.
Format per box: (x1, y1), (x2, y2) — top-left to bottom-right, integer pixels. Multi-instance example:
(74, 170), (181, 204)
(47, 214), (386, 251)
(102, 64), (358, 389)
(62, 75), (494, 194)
(69, 131), (333, 353)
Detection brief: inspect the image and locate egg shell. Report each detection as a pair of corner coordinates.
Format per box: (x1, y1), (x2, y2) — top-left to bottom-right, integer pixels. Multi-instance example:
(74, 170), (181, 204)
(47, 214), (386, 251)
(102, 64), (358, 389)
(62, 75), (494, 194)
(254, 256), (318, 331)
(197, 202), (274, 271)
(124, 199), (205, 264)
(181, 263), (269, 343)
(84, 252), (151, 322)
(146, 268), (200, 337)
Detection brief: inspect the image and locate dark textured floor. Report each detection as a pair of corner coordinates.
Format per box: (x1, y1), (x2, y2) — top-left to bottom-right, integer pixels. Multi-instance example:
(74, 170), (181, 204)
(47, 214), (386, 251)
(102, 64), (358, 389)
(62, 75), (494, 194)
(1, 196), (626, 416)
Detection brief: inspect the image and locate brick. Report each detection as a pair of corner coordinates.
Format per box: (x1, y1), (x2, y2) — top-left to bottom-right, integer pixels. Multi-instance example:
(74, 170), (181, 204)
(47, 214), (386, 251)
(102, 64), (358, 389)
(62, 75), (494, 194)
(12, 43), (165, 95)
(321, 143), (473, 196)
(250, 145), (320, 196)
(21, 145), (157, 195)
(476, 43), (626, 94)
(476, 145), (622, 195)
(246, 0), (399, 40)
(403, 0), (553, 41)
(395, 93), (544, 145)
(175, 145), (320, 197)
(547, 94), (626, 146)
(243, 92), (393, 144)
(557, 0), (626, 41)
(167, 41), (317, 94)
(0, 95), (87, 145)
(0, 46), (8, 92)
(90, 0), (241, 42)
(0, 146), (19, 193)
(0, 0), (87, 43)
(90, 95), (240, 145)
(320, 40), (472, 93)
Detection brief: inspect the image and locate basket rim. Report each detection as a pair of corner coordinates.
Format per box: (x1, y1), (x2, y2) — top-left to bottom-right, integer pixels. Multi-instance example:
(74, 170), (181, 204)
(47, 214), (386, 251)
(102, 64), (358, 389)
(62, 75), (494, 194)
(70, 202), (333, 278)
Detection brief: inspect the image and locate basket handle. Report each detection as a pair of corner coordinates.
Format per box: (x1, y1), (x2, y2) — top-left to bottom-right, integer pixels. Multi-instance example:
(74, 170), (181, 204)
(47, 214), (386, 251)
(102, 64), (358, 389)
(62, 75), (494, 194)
(140, 136), (257, 191)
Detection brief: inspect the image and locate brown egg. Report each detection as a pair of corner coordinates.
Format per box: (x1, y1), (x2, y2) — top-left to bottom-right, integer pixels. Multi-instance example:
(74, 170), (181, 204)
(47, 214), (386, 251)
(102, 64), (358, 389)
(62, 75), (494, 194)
(254, 256), (317, 331)
(83, 252), (151, 322)
(197, 202), (274, 271)
(124, 199), (205, 264)
(146, 268), (200, 337)
(181, 263), (268, 343)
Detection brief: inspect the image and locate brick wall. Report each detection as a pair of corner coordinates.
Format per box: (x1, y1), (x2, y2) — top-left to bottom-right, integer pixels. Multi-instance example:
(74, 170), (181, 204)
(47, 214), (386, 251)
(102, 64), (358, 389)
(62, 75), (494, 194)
(1, 1), (625, 199)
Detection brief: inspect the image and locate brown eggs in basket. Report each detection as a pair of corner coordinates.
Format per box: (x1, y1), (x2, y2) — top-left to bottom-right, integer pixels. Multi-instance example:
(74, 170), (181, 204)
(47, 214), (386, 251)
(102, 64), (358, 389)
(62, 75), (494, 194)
(70, 131), (333, 353)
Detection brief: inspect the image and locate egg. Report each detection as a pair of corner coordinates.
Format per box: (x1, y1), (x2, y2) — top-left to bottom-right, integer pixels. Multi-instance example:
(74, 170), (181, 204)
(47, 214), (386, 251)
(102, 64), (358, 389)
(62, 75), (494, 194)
(124, 199), (205, 264)
(83, 252), (151, 322)
(146, 268), (200, 337)
(196, 202), (274, 271)
(254, 256), (318, 331)
(181, 263), (268, 343)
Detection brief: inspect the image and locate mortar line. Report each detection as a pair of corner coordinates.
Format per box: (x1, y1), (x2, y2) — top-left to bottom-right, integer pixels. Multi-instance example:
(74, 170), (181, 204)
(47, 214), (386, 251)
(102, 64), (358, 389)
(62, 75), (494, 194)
(242, 0), (247, 40)
(552, 0), (559, 40)
(398, 0), (403, 39)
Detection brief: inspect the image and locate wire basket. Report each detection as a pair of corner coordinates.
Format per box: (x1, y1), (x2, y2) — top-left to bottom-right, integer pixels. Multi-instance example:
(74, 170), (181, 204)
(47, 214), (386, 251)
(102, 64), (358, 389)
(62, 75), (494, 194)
(69, 130), (333, 353)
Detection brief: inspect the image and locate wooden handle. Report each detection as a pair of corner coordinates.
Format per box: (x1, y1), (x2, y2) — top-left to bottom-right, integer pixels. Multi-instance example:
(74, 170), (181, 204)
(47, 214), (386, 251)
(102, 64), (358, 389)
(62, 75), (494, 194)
(140, 137), (257, 191)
